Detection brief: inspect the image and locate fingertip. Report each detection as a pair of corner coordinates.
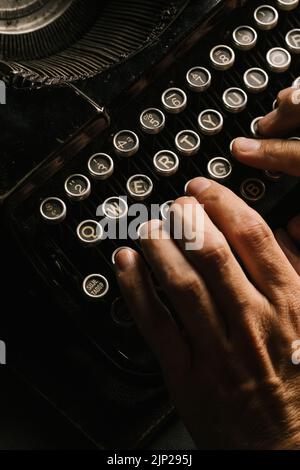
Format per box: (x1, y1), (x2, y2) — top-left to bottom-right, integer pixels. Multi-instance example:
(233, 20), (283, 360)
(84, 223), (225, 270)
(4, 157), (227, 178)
(115, 248), (139, 272)
(186, 177), (212, 197)
(232, 137), (261, 158)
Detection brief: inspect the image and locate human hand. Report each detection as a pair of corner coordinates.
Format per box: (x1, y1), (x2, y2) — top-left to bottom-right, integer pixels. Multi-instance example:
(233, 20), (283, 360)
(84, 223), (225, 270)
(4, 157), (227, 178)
(232, 86), (300, 176)
(114, 179), (300, 449)
(232, 85), (300, 282)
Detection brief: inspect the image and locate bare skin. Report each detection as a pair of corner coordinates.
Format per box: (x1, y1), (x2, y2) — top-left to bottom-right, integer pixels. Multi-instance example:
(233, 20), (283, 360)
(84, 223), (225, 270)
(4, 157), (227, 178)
(115, 87), (300, 450)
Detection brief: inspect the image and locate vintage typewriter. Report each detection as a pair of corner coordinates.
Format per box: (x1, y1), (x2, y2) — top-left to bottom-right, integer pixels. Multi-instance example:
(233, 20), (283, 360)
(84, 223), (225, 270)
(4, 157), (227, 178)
(1, 0), (300, 449)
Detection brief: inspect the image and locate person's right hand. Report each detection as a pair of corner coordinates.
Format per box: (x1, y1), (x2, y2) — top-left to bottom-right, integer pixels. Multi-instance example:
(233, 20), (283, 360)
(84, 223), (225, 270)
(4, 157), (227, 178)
(232, 85), (300, 277)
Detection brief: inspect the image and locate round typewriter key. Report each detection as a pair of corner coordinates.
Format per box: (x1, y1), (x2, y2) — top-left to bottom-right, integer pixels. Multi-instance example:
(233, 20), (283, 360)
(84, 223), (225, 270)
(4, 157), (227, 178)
(83, 274), (109, 300)
(229, 139), (235, 154)
(140, 108), (165, 134)
(272, 99), (278, 110)
(289, 137), (300, 140)
(102, 197), (128, 221)
(161, 87), (187, 114)
(254, 5), (279, 30)
(276, 0), (299, 10)
(88, 153), (114, 180)
(111, 297), (134, 327)
(186, 67), (211, 92)
(210, 45), (235, 70)
(111, 246), (132, 266)
(127, 175), (153, 201)
(264, 170), (283, 181)
(250, 117), (264, 137)
(64, 174), (91, 201)
(286, 29), (300, 54)
(175, 130), (201, 156)
(184, 180), (194, 195)
(198, 109), (223, 135)
(160, 200), (174, 220)
(232, 26), (258, 51)
(240, 178), (266, 202)
(293, 76), (300, 87)
(40, 197), (66, 224)
(113, 130), (139, 157)
(222, 88), (248, 113)
(243, 68), (269, 93)
(266, 47), (291, 73)
(77, 220), (104, 246)
(207, 157), (232, 181)
(153, 150), (179, 176)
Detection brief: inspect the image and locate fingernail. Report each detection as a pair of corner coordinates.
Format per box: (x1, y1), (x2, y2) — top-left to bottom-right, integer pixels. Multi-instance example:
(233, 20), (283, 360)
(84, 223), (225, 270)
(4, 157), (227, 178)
(186, 177), (211, 195)
(115, 248), (136, 272)
(235, 137), (261, 153)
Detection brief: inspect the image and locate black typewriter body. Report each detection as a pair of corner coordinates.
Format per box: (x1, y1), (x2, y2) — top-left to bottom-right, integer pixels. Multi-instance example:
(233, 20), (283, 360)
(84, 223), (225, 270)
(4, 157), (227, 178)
(1, 0), (300, 449)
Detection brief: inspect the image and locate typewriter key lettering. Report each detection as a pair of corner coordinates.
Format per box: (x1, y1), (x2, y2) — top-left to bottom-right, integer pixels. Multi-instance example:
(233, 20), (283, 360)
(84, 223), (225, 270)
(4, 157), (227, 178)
(83, 274), (109, 300)
(64, 174), (91, 201)
(210, 45), (235, 70)
(244, 68), (269, 93)
(160, 200), (175, 220)
(240, 179), (266, 202)
(77, 220), (104, 246)
(127, 175), (153, 201)
(276, 0), (299, 10)
(266, 48), (291, 73)
(251, 117), (264, 137)
(153, 150), (179, 176)
(207, 157), (232, 181)
(286, 29), (300, 54)
(186, 67), (211, 92)
(222, 88), (248, 113)
(88, 153), (114, 180)
(140, 108), (165, 134)
(175, 130), (201, 156)
(40, 197), (66, 224)
(232, 26), (257, 50)
(198, 109), (223, 135)
(161, 87), (187, 114)
(254, 5), (279, 30)
(113, 130), (139, 157)
(102, 197), (128, 220)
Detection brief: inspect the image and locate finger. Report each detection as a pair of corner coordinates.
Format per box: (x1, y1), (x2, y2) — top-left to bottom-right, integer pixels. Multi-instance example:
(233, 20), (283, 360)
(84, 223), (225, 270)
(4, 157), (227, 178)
(186, 177), (298, 300)
(274, 229), (300, 276)
(287, 214), (300, 243)
(139, 220), (224, 348)
(258, 87), (300, 137)
(169, 196), (264, 326)
(232, 137), (300, 176)
(115, 248), (189, 372)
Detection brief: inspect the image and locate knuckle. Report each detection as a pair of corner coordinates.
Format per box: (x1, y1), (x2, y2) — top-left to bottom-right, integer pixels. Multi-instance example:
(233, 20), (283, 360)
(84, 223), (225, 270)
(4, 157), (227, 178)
(234, 216), (273, 249)
(165, 268), (200, 299)
(201, 239), (230, 268)
(263, 139), (287, 159)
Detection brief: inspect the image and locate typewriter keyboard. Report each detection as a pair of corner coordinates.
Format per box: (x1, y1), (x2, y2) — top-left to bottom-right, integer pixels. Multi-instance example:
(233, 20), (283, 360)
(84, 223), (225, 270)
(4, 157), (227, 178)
(17, 0), (300, 376)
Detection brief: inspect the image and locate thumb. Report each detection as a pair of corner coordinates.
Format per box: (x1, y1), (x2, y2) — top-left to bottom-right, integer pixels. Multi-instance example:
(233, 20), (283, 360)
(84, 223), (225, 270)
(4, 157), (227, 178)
(232, 137), (300, 177)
